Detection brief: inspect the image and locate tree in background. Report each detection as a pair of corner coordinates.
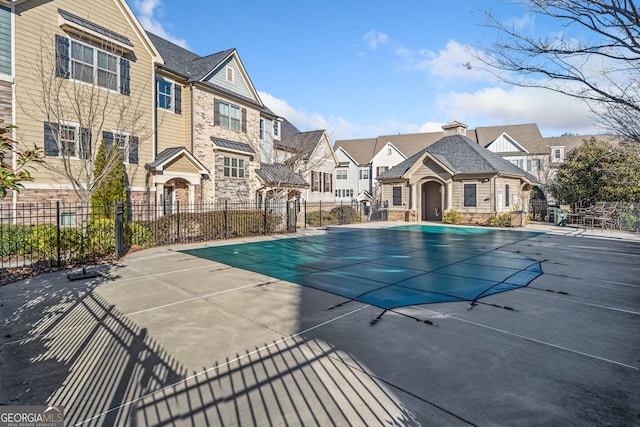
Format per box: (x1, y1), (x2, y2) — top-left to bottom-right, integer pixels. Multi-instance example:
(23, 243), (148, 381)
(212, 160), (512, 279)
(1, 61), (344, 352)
(90, 140), (126, 217)
(551, 138), (640, 204)
(0, 121), (43, 198)
(475, 1), (640, 145)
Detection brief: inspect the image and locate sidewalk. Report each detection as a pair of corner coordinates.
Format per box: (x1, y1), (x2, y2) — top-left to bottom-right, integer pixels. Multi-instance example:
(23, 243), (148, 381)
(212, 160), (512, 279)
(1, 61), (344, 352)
(526, 221), (640, 242)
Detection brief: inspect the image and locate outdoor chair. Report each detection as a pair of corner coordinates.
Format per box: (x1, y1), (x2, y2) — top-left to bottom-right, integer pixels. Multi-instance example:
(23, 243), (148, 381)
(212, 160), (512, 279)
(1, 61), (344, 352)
(584, 202), (619, 229)
(583, 202), (606, 228)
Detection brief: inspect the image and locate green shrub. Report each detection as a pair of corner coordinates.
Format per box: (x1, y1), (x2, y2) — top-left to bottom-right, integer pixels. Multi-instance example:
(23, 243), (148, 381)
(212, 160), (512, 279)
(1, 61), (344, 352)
(86, 218), (115, 256)
(442, 210), (462, 224)
(125, 222), (154, 247)
(306, 210), (334, 225)
(488, 213), (511, 227)
(330, 206), (358, 224)
(0, 224), (31, 256)
(23, 224), (82, 260)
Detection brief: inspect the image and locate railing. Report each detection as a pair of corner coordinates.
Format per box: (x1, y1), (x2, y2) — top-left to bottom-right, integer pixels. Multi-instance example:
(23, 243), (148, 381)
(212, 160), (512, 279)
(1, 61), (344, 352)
(1, 199), (388, 285)
(301, 201), (388, 227)
(0, 200), (296, 285)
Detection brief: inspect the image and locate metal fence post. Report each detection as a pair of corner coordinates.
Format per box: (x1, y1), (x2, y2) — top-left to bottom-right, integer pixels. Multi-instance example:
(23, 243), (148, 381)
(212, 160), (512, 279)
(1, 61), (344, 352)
(263, 201), (268, 235)
(224, 200), (229, 239)
(304, 201), (307, 229)
(319, 200), (322, 228)
(114, 201), (124, 259)
(56, 201), (61, 268)
(176, 201), (181, 243)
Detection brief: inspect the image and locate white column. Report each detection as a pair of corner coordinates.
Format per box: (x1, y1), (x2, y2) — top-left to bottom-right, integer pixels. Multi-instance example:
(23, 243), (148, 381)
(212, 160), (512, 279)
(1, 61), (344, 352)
(188, 184), (195, 212)
(156, 183), (164, 216)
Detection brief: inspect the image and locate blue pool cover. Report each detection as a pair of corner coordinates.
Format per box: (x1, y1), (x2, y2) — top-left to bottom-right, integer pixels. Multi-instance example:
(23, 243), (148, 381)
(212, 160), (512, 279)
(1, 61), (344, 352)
(180, 225), (544, 310)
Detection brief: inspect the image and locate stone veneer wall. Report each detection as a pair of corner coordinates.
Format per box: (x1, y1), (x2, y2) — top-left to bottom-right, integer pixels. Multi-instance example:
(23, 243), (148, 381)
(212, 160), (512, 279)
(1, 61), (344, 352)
(191, 90), (262, 203)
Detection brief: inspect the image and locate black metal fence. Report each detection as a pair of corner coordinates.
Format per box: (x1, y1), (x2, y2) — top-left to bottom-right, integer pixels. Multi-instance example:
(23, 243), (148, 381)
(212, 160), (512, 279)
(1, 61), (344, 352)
(0, 200), (299, 285)
(1, 199), (389, 285)
(300, 201), (388, 227)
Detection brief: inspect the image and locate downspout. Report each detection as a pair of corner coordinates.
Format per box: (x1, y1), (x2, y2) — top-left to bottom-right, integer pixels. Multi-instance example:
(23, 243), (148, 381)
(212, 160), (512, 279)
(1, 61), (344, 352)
(368, 162), (373, 194)
(190, 82), (194, 153)
(10, 4), (17, 214)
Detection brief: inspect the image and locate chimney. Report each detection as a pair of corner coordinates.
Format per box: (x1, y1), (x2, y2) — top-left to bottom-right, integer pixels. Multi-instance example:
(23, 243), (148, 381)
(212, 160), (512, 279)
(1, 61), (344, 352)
(442, 121), (468, 136)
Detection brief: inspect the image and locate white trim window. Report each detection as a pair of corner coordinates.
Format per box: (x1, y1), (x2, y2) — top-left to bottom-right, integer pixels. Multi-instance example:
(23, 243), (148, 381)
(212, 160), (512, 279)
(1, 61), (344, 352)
(223, 156), (245, 178)
(336, 169), (348, 180)
(220, 102), (241, 131)
(259, 119), (265, 140)
(551, 146), (565, 163)
(273, 121), (280, 138)
(157, 79), (173, 110)
(70, 39), (118, 90)
(60, 123), (79, 157)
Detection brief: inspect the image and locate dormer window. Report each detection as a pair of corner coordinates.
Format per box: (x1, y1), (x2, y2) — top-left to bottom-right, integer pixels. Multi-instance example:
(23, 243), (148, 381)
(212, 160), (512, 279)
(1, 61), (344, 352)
(273, 121), (280, 137)
(551, 146), (565, 163)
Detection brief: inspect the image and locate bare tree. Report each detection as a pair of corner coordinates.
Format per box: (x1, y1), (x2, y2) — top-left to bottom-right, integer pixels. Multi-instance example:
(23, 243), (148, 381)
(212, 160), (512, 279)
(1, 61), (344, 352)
(21, 32), (152, 207)
(474, 1), (640, 144)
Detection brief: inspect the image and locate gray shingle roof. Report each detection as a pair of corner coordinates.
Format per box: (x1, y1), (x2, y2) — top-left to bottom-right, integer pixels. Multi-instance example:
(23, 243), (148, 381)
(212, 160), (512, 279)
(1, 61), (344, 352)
(380, 135), (538, 182)
(543, 134), (621, 153)
(145, 147), (184, 169)
(211, 137), (255, 154)
(147, 31), (232, 80)
(59, 9), (133, 48)
(256, 163), (309, 187)
(275, 117), (327, 161)
(335, 123), (548, 165)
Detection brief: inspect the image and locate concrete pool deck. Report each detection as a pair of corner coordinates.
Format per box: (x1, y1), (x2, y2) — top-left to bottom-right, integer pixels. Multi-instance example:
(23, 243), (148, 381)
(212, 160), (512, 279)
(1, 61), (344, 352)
(1, 221), (639, 426)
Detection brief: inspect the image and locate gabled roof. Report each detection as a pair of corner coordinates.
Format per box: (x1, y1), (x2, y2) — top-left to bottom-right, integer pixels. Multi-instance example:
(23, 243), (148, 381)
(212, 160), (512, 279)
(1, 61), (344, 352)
(145, 147), (208, 174)
(335, 123), (549, 165)
(275, 118), (335, 164)
(147, 32), (262, 107)
(256, 163), (309, 187)
(332, 138), (378, 166)
(474, 123), (546, 154)
(484, 132), (529, 154)
(380, 135), (537, 183)
(211, 137), (255, 154)
(334, 146), (358, 165)
(543, 134), (621, 152)
(334, 132), (444, 166)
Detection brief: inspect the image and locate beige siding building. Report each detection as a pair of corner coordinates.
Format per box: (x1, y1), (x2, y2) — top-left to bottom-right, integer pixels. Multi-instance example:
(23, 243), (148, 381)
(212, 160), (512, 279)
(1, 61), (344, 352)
(7, 0), (160, 206)
(378, 123), (537, 224)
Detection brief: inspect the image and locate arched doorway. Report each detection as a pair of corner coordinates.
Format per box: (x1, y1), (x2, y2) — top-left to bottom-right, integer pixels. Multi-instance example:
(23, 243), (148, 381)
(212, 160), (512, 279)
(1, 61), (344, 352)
(421, 181), (442, 221)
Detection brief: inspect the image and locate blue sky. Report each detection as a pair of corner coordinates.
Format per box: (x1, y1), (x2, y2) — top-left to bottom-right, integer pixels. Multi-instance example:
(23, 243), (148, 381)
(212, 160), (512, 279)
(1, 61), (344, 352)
(131, 0), (599, 141)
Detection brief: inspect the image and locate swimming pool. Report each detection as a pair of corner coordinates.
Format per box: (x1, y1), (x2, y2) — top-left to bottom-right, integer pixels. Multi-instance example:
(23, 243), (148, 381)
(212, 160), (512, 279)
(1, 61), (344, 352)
(180, 225), (544, 310)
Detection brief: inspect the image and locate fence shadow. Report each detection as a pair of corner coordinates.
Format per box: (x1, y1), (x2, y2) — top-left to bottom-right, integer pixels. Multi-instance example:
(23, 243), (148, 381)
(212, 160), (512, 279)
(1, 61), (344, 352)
(133, 337), (419, 426)
(0, 271), (187, 426)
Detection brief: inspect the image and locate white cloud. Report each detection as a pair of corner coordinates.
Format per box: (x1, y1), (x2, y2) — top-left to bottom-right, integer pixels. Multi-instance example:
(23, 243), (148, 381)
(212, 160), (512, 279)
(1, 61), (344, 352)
(132, 0), (188, 48)
(399, 40), (492, 83)
(436, 85), (600, 135)
(364, 30), (389, 50)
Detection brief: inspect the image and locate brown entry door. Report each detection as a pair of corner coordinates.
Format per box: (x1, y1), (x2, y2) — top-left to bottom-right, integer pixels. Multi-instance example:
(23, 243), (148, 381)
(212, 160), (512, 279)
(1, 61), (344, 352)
(423, 182), (442, 221)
